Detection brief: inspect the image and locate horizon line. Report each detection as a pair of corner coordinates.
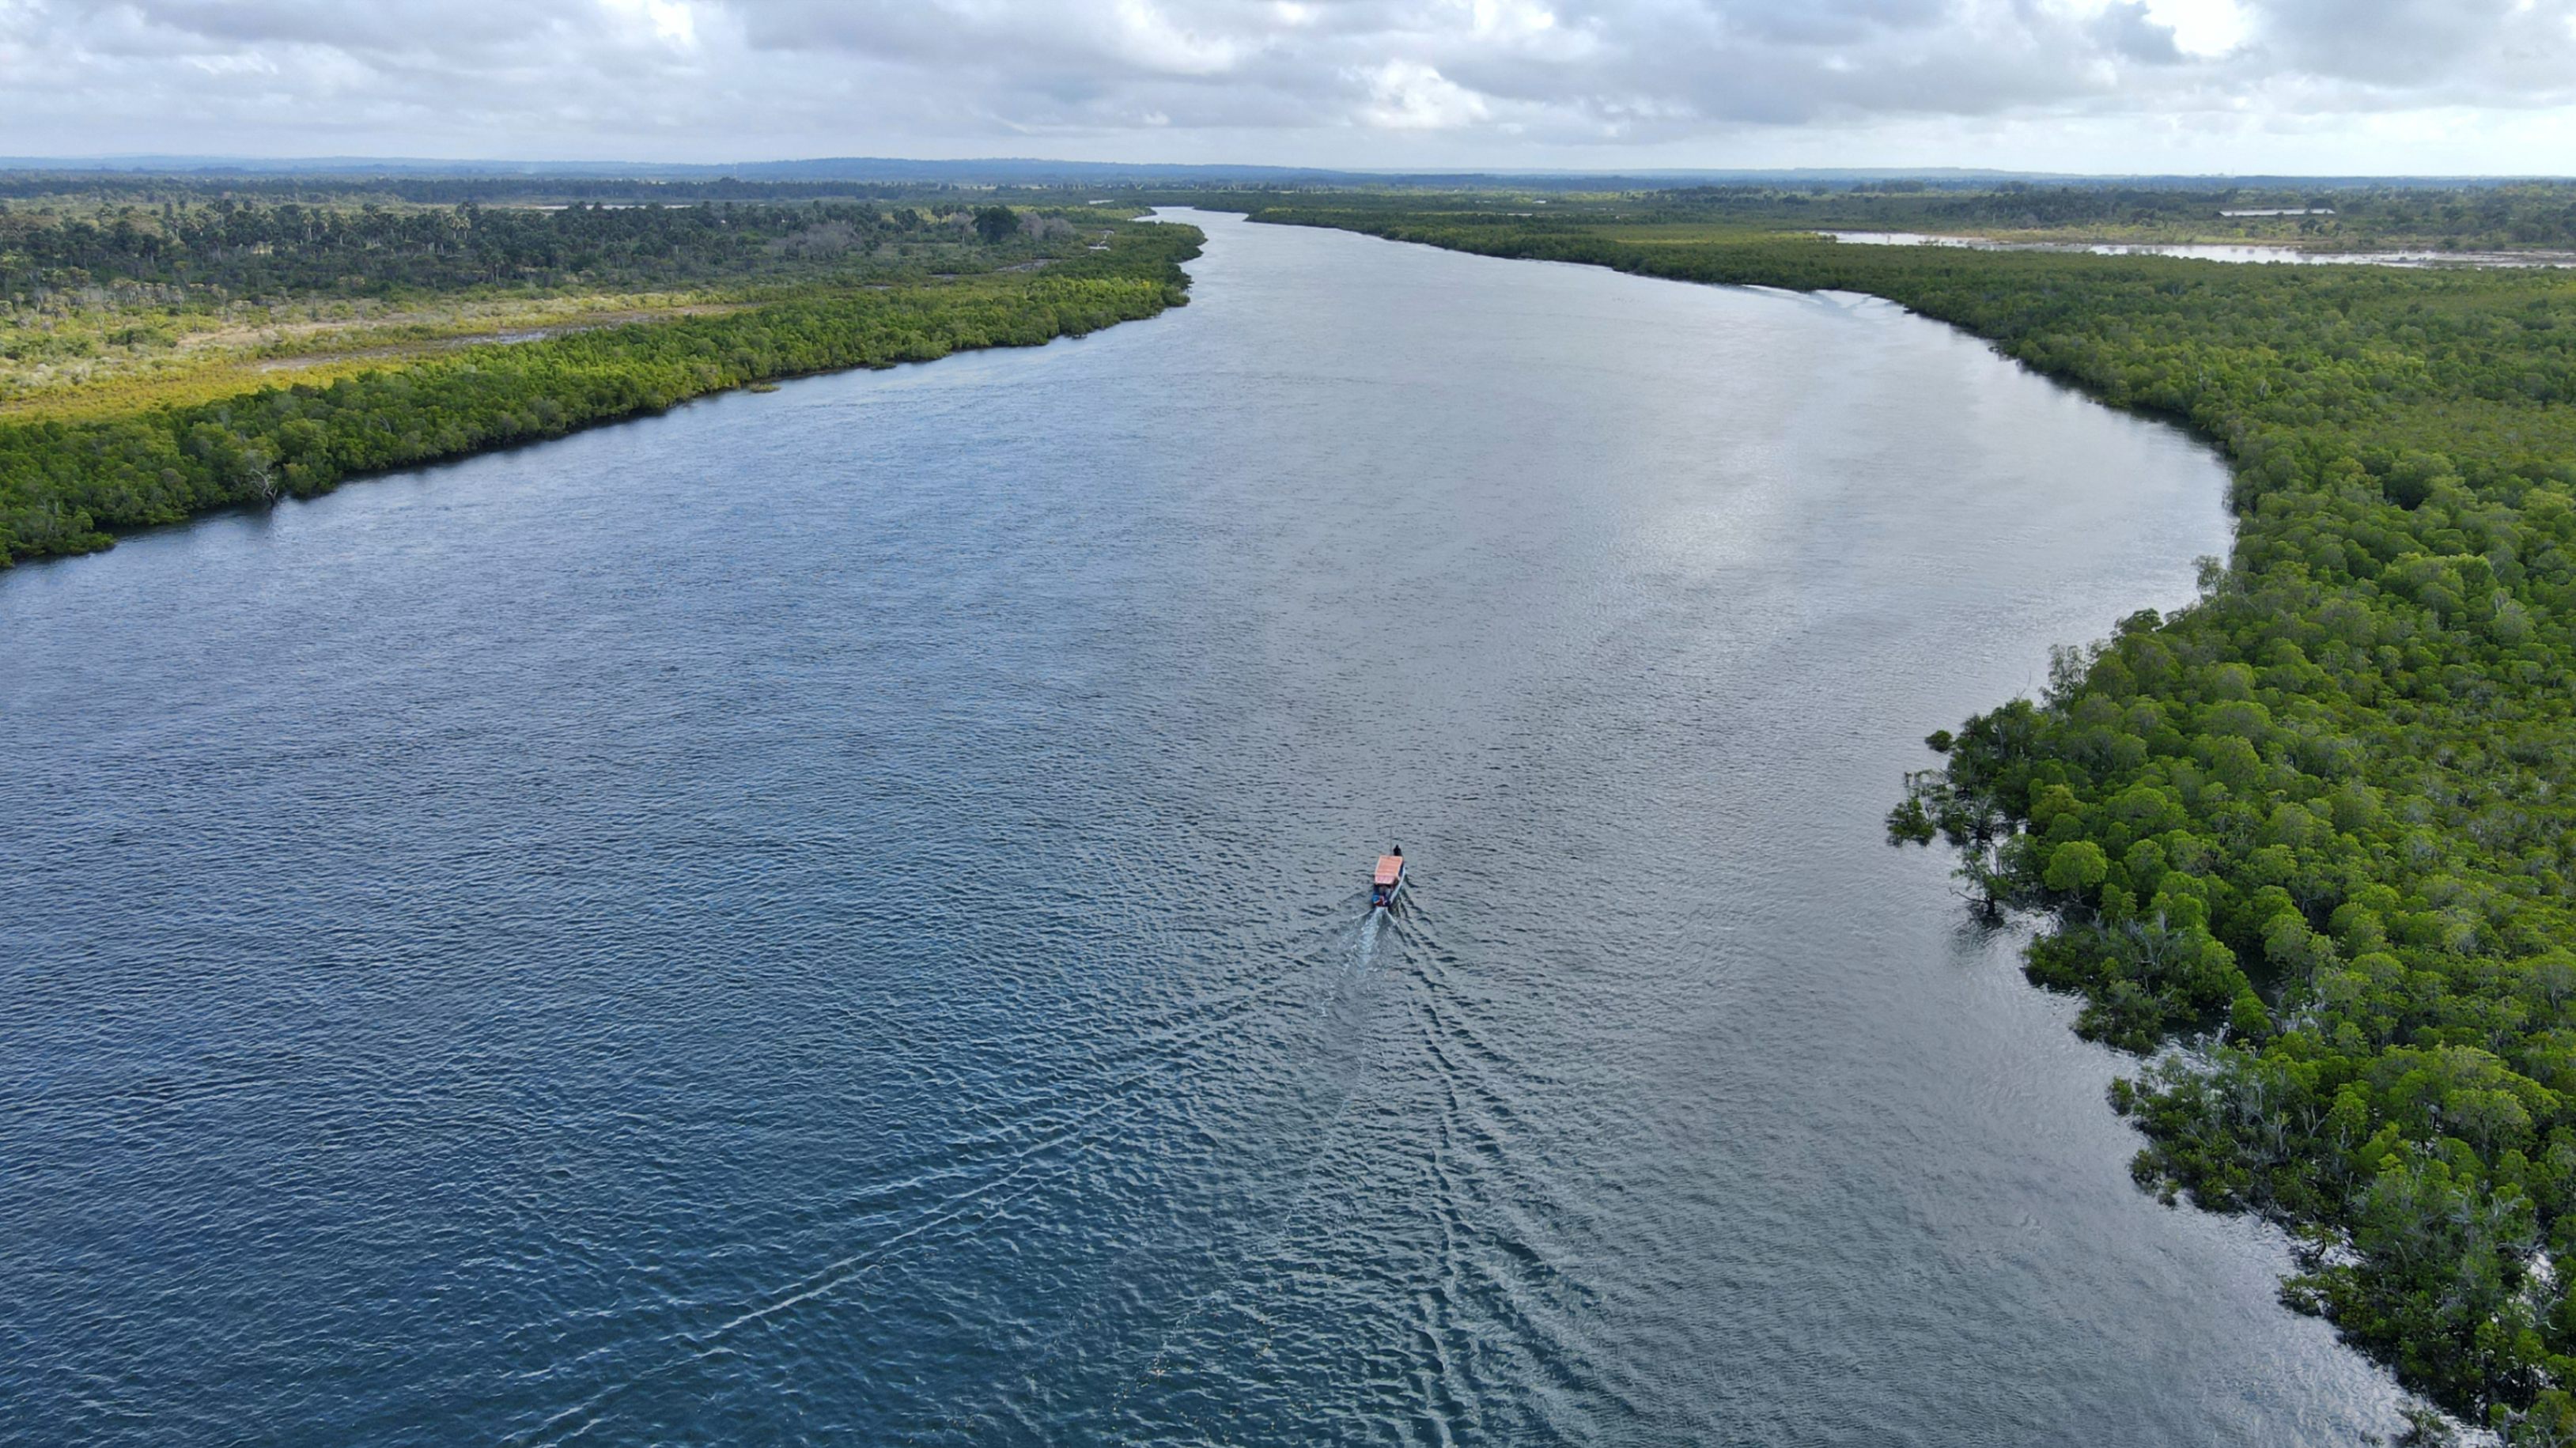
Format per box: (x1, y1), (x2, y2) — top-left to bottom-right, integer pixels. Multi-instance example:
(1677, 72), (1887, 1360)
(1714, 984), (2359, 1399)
(2, 154), (2569, 183)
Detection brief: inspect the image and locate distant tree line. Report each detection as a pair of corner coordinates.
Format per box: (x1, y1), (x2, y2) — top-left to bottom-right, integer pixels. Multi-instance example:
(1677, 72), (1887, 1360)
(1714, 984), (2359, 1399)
(0, 198), (1103, 299)
(0, 173), (946, 206)
(1574, 183), (2576, 250)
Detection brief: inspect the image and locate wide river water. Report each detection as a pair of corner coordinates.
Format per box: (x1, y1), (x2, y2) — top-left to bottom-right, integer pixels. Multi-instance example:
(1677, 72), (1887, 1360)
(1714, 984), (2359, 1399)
(2, 210), (2408, 1443)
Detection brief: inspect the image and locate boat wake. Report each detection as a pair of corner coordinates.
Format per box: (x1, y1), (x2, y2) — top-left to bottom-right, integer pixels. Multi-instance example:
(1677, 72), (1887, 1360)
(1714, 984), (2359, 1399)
(847, 890), (1423, 1442)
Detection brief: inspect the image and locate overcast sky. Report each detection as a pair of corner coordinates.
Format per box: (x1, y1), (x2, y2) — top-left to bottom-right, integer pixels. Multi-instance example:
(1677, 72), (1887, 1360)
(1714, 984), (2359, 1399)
(2, 0), (2569, 173)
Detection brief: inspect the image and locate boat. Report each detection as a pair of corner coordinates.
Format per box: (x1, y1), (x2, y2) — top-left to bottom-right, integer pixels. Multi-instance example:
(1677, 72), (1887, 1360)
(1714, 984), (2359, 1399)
(1369, 848), (1406, 909)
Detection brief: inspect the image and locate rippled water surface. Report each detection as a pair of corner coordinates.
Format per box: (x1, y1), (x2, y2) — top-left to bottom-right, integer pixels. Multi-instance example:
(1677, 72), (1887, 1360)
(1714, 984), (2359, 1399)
(3, 211), (2407, 1443)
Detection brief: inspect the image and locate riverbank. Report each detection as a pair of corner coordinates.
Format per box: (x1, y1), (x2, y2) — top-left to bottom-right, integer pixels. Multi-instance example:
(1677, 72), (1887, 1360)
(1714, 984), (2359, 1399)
(0, 223), (1200, 565)
(3, 205), (2403, 1446)
(1244, 202), (2576, 1436)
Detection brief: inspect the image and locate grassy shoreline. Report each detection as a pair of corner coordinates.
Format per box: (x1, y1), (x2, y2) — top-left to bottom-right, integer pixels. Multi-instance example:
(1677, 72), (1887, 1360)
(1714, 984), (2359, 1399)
(1246, 202), (2576, 1436)
(0, 223), (1200, 565)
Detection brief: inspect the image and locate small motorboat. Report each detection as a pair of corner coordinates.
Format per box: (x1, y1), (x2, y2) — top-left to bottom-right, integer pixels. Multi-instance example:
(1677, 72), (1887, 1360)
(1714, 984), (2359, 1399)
(1370, 847), (1406, 910)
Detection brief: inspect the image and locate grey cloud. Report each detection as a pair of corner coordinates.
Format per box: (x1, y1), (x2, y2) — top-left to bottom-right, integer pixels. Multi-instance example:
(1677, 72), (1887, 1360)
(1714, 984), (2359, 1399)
(109, 0), (569, 51)
(1, 0), (2572, 164)
(1697, 0), (1953, 49)
(713, 0), (2133, 138)
(2251, 0), (2576, 90)
(2090, 3), (2181, 66)
(48, 0), (610, 71)
(1425, 1), (2145, 131)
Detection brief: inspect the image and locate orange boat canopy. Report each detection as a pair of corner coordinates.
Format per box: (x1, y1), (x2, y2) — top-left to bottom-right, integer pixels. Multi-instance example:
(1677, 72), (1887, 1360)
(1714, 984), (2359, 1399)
(1373, 856), (1405, 886)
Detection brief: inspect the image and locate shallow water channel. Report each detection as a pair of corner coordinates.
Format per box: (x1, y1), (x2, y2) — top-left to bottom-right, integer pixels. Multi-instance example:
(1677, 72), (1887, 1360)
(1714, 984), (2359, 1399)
(0, 210), (2408, 1442)
(1818, 226), (2576, 267)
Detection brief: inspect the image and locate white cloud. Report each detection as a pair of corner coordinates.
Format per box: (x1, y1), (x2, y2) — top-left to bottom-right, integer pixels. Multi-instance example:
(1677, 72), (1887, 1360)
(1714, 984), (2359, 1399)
(1359, 59), (1493, 129)
(600, 0), (702, 49)
(2143, 0), (2249, 56)
(1102, 0), (1250, 74)
(0, 0), (2570, 171)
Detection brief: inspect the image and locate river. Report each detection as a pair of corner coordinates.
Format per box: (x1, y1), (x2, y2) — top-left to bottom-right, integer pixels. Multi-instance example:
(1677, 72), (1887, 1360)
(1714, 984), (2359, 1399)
(0, 210), (2407, 1443)
(1818, 227), (2576, 268)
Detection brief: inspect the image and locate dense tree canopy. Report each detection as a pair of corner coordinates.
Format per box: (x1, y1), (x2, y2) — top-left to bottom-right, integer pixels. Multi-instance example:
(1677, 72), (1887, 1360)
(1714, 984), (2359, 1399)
(0, 197), (1100, 298)
(1253, 200), (2576, 1437)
